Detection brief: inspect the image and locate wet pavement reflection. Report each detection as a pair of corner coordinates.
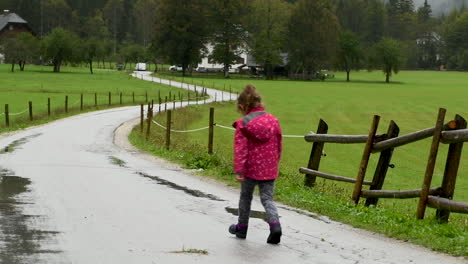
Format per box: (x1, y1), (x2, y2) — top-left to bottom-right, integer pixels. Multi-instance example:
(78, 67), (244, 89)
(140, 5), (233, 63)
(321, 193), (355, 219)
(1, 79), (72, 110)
(0, 134), (41, 154)
(137, 171), (225, 202)
(0, 167), (61, 263)
(225, 206), (268, 222)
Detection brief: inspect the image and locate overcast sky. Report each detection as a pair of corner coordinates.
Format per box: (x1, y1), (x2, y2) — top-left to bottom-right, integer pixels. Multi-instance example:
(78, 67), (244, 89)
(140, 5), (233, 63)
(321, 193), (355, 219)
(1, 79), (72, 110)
(413, 0), (468, 15)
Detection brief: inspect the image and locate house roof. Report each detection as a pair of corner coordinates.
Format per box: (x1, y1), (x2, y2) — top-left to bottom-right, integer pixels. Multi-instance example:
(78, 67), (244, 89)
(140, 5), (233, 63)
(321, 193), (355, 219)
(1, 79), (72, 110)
(0, 12), (28, 31)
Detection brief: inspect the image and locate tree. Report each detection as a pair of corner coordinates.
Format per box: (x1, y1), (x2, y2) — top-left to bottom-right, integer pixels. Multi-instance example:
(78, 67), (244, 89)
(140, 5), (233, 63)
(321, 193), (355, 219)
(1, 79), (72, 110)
(103, 0), (124, 54)
(209, 0), (250, 78)
(386, 0), (416, 41)
(247, 0), (291, 80)
(133, 0), (158, 47)
(445, 12), (468, 70)
(1, 33), (40, 72)
(363, 0), (386, 45)
(81, 37), (101, 74)
(335, 0), (367, 35)
(286, 0), (340, 77)
(152, 0), (210, 76)
(43, 0), (73, 33)
(118, 43), (146, 70)
(42, 28), (79, 72)
(336, 31), (362, 82)
(2, 37), (21, 72)
(370, 37), (405, 83)
(415, 0), (440, 69)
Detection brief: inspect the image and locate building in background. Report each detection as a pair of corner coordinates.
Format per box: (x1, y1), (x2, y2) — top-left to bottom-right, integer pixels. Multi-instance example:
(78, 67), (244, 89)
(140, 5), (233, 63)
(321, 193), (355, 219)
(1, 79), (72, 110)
(0, 10), (35, 39)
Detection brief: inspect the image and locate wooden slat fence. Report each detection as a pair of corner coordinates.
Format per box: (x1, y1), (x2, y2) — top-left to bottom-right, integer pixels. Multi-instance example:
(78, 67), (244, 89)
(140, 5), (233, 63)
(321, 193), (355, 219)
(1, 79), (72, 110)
(299, 108), (468, 223)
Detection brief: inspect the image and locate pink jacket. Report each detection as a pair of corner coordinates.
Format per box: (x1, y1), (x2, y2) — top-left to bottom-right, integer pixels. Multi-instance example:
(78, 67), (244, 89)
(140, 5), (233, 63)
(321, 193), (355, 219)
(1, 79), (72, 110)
(233, 106), (282, 181)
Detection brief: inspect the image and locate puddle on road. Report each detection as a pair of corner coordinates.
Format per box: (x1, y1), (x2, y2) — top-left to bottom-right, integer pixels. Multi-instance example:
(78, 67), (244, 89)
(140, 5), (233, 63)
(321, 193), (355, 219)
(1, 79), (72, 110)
(136, 171), (225, 202)
(0, 167), (62, 263)
(108, 156), (127, 168)
(225, 207), (268, 222)
(0, 134), (42, 154)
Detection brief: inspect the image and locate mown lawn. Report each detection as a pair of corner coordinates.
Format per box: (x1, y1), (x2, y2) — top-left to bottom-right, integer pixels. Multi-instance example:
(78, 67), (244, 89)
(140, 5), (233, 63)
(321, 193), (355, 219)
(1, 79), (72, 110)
(0, 64), (196, 133)
(139, 70), (468, 256)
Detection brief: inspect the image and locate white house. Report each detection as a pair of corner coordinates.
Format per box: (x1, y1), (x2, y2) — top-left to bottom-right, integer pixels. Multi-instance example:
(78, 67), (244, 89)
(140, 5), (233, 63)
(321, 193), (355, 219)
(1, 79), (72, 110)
(196, 44), (251, 73)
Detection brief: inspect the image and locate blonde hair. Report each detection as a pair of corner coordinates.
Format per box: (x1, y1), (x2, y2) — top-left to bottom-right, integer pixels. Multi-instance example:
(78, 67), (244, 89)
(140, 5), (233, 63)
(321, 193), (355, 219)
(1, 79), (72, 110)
(237, 84), (262, 113)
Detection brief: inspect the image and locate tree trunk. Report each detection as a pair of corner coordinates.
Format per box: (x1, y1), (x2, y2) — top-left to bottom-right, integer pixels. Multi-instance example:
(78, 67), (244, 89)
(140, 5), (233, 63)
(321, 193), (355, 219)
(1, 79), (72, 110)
(53, 60), (61, 72)
(266, 62), (273, 80)
(346, 70), (350, 82)
(11, 63), (15, 72)
(386, 72), (390, 83)
(89, 60), (94, 74)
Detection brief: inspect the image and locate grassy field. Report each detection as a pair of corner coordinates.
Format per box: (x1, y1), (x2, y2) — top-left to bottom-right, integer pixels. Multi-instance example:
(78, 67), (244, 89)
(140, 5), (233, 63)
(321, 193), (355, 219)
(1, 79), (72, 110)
(1, 65), (467, 256)
(136, 70), (468, 256)
(0, 65), (197, 133)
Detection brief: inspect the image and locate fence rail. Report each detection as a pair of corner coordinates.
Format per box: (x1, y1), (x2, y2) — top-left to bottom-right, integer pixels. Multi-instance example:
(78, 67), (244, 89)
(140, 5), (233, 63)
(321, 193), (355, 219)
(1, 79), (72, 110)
(299, 108), (468, 223)
(299, 167), (372, 185)
(361, 187), (441, 199)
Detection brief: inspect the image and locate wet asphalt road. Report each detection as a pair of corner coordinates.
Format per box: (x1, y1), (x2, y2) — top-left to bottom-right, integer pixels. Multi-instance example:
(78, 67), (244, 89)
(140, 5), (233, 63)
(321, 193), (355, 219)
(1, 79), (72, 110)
(0, 72), (466, 263)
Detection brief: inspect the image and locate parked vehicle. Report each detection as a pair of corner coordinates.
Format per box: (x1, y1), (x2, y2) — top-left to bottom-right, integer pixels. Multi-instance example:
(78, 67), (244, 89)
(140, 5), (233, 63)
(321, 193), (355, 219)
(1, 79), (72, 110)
(169, 65), (183, 71)
(196, 66), (207, 73)
(135, 63), (147, 71)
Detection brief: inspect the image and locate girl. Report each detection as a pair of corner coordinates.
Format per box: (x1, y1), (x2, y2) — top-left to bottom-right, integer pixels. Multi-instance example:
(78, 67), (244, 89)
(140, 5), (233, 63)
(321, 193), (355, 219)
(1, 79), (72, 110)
(228, 84), (282, 244)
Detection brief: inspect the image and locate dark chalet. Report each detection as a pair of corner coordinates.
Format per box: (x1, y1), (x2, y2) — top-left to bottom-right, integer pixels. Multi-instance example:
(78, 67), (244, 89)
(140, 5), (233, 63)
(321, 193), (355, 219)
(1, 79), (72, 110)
(0, 10), (35, 39)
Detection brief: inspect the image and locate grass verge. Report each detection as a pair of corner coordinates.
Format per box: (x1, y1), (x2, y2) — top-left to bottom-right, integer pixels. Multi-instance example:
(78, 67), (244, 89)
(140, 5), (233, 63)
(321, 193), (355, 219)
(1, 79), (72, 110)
(129, 101), (468, 258)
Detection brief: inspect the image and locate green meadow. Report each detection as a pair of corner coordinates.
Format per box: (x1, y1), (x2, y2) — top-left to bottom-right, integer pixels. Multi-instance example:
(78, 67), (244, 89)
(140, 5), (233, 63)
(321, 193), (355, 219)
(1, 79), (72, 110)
(1, 64), (467, 255)
(135, 70), (468, 256)
(0, 65), (195, 132)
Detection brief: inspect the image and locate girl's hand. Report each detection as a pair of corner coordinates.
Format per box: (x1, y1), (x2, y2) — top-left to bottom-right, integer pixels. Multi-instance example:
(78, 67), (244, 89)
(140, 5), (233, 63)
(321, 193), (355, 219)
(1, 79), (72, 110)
(235, 174), (245, 182)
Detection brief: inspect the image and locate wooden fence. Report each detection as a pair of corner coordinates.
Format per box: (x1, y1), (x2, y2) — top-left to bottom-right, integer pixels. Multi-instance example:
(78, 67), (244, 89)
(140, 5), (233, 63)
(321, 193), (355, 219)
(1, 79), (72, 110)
(2, 89), (207, 129)
(299, 108), (468, 222)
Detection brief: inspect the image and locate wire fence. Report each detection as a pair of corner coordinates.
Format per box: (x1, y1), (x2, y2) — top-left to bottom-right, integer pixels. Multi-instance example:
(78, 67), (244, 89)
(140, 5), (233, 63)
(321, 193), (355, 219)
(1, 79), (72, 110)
(149, 116), (309, 138)
(6, 108), (29, 116)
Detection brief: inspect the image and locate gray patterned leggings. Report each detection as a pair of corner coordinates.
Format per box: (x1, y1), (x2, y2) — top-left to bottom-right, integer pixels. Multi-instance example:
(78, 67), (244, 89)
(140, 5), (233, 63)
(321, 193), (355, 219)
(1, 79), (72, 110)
(238, 177), (280, 226)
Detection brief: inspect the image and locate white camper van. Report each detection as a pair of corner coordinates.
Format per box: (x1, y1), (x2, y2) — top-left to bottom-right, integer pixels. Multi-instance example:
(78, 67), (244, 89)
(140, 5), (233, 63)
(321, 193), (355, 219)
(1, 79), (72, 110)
(135, 63), (147, 71)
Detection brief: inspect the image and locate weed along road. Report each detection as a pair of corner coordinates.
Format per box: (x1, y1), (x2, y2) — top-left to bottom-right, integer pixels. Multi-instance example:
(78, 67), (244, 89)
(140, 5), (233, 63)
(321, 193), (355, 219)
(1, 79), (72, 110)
(0, 74), (465, 263)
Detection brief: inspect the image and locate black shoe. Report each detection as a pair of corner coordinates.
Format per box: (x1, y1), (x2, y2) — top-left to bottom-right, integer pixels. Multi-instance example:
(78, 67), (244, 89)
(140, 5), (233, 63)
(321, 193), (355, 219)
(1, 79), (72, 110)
(267, 224), (282, 244)
(229, 224), (247, 239)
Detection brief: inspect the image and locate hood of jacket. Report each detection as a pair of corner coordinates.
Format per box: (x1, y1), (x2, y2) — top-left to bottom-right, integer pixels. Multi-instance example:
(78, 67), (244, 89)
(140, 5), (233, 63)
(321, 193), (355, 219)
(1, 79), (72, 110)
(233, 106), (278, 143)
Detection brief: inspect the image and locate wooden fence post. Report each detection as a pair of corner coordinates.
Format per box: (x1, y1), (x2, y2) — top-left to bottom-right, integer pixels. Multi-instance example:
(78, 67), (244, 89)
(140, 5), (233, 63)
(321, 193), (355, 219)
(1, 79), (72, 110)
(417, 108), (446, 219)
(173, 95), (176, 109)
(65, 96), (68, 113)
(47, 98), (51, 116)
(145, 104), (153, 140)
(196, 91), (199, 105)
(365, 120), (400, 207)
(5, 104), (9, 127)
(158, 97), (161, 113)
(180, 95), (183, 107)
(120, 92), (122, 105)
(28, 101), (33, 121)
(208, 107), (215, 154)
(166, 110), (172, 150)
(80, 94), (83, 111)
(140, 104), (144, 133)
(164, 96), (167, 112)
(133, 92), (135, 103)
(304, 119), (328, 187)
(435, 114), (466, 222)
(108, 92), (111, 106)
(352, 115), (380, 204)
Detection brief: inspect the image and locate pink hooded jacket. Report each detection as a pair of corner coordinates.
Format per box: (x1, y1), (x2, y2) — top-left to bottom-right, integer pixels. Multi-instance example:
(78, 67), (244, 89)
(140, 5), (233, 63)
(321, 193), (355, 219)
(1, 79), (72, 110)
(233, 106), (282, 181)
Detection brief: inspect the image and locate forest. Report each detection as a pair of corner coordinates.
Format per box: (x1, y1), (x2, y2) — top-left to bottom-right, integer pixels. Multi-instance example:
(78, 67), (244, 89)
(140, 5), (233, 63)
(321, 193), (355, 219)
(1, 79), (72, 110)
(1, 0), (468, 79)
